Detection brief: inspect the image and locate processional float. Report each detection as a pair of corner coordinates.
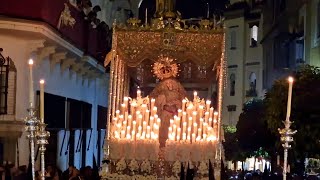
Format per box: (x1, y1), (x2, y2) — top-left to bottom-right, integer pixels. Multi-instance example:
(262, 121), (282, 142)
(102, 1), (226, 179)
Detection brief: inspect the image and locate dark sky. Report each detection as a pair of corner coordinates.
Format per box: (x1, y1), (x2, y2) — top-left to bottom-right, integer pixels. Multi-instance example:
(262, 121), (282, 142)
(139, 0), (228, 20)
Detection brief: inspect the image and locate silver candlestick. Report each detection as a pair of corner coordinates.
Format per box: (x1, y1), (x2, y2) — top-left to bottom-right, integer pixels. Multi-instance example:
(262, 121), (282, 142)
(278, 118), (297, 180)
(25, 108), (39, 180)
(36, 122), (50, 180)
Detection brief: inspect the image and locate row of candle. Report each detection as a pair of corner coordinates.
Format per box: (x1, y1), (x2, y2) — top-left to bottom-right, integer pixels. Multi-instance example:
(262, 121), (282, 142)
(28, 59), (45, 123)
(168, 92), (218, 143)
(112, 91), (161, 141)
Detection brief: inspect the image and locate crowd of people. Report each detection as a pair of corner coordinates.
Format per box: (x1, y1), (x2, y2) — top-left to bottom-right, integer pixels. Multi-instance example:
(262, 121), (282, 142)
(0, 162), (100, 180)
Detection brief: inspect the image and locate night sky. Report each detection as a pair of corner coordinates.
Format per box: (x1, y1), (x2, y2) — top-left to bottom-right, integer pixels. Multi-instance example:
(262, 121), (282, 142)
(139, 0), (229, 20)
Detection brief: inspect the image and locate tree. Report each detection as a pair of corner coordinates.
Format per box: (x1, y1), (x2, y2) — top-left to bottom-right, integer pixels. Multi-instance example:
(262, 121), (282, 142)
(236, 99), (275, 157)
(264, 65), (320, 174)
(222, 125), (247, 170)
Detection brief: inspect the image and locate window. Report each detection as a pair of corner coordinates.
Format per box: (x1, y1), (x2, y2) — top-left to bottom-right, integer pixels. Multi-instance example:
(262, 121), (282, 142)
(296, 39), (304, 63)
(250, 25), (258, 47)
(246, 72), (257, 97)
(0, 50), (9, 114)
(230, 73), (236, 96)
(230, 30), (236, 49)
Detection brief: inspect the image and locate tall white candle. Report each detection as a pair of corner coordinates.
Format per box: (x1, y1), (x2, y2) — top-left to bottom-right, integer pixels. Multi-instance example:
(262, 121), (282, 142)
(286, 77), (294, 119)
(39, 79), (45, 123)
(137, 89), (141, 98)
(145, 8), (148, 25)
(28, 59), (34, 108)
(193, 91), (197, 101)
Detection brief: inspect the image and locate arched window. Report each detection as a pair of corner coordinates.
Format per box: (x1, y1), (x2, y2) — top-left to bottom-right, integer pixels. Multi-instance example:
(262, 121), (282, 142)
(230, 73), (235, 96)
(250, 25), (258, 47)
(246, 72), (257, 97)
(249, 72), (257, 91)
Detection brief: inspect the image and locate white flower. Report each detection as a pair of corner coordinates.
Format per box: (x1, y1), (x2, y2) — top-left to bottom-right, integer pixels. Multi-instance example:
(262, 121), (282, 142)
(141, 160), (151, 173)
(198, 161), (208, 175)
(172, 160), (181, 174)
(116, 158), (127, 172)
(128, 159), (139, 171)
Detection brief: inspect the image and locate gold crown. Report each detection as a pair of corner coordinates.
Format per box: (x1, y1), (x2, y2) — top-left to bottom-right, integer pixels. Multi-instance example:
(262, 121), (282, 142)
(152, 56), (179, 80)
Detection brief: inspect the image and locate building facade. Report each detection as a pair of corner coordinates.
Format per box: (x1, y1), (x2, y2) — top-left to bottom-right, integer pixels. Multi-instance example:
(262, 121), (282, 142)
(222, 0), (264, 126)
(0, 0), (122, 172)
(261, 0), (320, 89)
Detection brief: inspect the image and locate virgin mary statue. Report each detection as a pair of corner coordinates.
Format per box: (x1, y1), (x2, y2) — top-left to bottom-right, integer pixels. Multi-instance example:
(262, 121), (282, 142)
(149, 57), (186, 147)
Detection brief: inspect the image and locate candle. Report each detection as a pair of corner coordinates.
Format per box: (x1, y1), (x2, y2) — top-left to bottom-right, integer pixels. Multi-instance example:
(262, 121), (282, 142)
(213, 112), (218, 124)
(143, 121), (147, 133)
(208, 118), (213, 127)
(126, 126), (131, 135)
(177, 127), (181, 138)
(192, 111), (197, 124)
(128, 115), (132, 128)
(182, 112), (186, 124)
(132, 121), (137, 132)
(153, 107), (157, 116)
(151, 98), (155, 110)
(193, 123), (198, 136)
(204, 112), (209, 124)
(209, 107), (214, 119)
(178, 109), (182, 118)
(137, 89), (141, 98)
(286, 77), (294, 119)
(182, 99), (186, 112)
(169, 127), (172, 135)
(192, 133), (196, 143)
(28, 59), (34, 108)
(147, 126), (151, 136)
(39, 79), (45, 123)
(116, 110), (120, 120)
(138, 113), (142, 127)
(121, 130), (125, 139)
(124, 97), (129, 109)
(121, 104), (125, 114)
(145, 8), (148, 25)
(188, 117), (192, 129)
(206, 100), (211, 111)
(119, 115), (124, 126)
(198, 128), (202, 138)
(149, 116), (154, 131)
(182, 122), (187, 135)
(132, 130), (135, 140)
(193, 91), (197, 101)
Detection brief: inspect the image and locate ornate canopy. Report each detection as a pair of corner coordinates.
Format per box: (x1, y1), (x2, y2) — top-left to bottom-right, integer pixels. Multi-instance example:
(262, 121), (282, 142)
(114, 27), (224, 68)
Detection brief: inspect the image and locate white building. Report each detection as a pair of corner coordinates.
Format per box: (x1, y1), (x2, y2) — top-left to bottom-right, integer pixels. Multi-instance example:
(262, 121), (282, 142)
(0, 6), (109, 173)
(222, 0), (264, 126)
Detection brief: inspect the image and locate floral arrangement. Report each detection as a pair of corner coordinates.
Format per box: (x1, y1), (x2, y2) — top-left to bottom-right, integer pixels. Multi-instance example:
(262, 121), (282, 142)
(172, 160), (181, 175)
(198, 161), (208, 175)
(128, 159), (139, 172)
(141, 160), (152, 173)
(116, 158), (127, 172)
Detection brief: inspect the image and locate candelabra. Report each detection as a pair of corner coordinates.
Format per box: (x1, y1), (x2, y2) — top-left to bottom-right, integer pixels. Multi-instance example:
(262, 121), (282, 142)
(25, 107), (50, 180)
(25, 108), (39, 180)
(278, 119), (297, 180)
(36, 122), (50, 180)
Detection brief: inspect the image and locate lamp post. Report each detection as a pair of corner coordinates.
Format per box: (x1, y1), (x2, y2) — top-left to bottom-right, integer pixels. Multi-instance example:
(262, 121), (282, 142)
(278, 77), (297, 180)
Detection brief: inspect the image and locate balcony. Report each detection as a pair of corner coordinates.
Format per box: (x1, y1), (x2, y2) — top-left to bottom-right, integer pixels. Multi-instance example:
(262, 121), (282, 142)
(0, 0), (111, 64)
(246, 89), (258, 97)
